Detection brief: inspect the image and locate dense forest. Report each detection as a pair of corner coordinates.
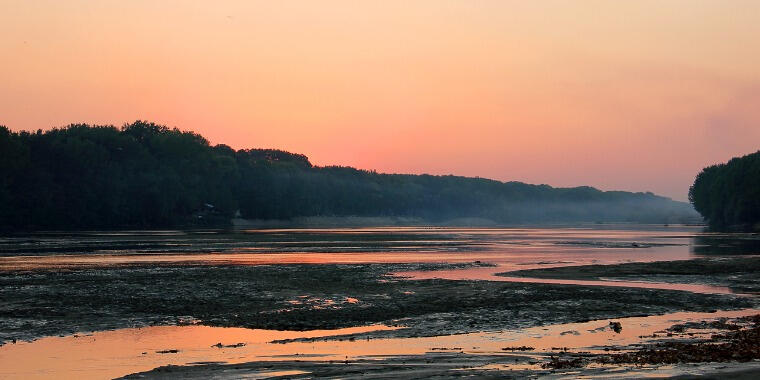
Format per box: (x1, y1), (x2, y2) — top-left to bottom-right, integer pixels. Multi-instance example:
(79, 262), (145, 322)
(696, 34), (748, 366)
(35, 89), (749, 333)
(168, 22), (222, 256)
(1, 121), (698, 231)
(689, 150), (760, 231)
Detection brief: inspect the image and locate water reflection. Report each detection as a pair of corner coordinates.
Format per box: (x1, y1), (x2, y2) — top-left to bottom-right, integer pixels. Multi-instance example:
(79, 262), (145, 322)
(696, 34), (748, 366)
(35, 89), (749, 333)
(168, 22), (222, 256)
(0, 225), (704, 272)
(0, 324), (398, 380)
(3, 225), (751, 295)
(0, 225), (704, 258)
(1, 309), (756, 380)
(401, 269), (739, 295)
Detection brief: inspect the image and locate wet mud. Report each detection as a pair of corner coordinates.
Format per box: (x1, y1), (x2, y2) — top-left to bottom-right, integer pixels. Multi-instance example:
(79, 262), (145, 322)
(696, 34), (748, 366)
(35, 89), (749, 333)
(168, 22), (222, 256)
(1, 262), (754, 345)
(116, 312), (760, 379)
(500, 256), (760, 294)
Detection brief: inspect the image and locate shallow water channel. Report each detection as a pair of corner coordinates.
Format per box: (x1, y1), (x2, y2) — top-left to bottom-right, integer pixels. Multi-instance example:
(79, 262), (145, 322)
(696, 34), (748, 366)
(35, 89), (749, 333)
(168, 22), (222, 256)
(1, 309), (757, 379)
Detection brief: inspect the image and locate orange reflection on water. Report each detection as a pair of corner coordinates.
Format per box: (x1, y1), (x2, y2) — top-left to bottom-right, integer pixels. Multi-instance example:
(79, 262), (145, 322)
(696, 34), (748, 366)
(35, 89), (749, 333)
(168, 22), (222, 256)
(0, 324), (398, 380)
(1, 309), (757, 380)
(0, 251), (480, 271)
(399, 266), (740, 295)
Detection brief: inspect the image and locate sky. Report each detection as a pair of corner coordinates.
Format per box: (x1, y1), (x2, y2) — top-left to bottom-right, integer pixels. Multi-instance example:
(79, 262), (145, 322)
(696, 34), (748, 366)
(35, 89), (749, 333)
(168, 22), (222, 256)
(2, 1), (759, 201)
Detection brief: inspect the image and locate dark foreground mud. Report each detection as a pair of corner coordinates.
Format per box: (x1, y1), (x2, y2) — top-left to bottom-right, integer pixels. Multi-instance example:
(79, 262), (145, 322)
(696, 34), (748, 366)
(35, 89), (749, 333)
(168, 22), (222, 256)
(1, 262), (754, 345)
(120, 356), (760, 380)
(118, 314), (760, 380)
(118, 353), (541, 379)
(540, 314), (760, 374)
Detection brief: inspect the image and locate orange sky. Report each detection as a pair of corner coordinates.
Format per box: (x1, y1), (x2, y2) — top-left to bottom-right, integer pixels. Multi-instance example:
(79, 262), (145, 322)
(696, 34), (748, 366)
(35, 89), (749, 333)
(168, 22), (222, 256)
(2, 1), (759, 200)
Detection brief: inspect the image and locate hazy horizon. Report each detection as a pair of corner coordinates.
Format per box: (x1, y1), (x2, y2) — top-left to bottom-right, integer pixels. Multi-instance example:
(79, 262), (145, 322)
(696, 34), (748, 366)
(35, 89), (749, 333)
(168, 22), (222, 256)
(3, 1), (760, 201)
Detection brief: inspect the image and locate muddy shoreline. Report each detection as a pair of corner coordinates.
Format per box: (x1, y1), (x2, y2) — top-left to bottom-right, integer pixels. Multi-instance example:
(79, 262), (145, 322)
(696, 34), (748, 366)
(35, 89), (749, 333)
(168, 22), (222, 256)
(120, 355), (760, 379)
(118, 312), (760, 379)
(2, 261), (755, 346)
(499, 256), (760, 294)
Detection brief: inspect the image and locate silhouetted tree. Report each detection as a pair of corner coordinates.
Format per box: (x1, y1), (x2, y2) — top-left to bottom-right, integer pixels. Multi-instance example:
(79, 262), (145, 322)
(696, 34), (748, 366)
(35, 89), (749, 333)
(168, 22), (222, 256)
(690, 150), (760, 231)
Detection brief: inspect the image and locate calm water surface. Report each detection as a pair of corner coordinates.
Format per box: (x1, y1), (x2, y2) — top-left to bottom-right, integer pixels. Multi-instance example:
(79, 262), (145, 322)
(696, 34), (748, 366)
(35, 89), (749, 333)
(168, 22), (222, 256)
(0, 224), (722, 270)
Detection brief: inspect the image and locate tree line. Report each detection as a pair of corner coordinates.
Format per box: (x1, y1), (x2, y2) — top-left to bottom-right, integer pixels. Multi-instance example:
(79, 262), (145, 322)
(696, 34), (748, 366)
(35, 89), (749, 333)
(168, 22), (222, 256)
(689, 150), (760, 231)
(0, 121), (697, 230)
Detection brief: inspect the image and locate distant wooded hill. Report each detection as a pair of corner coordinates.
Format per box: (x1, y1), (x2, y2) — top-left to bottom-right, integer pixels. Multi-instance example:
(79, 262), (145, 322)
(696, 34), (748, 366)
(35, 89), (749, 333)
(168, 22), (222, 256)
(0, 121), (699, 230)
(690, 150), (760, 231)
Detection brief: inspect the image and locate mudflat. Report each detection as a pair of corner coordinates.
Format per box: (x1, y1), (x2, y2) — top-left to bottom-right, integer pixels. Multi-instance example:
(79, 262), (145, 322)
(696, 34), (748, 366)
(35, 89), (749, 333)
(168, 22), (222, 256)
(1, 226), (758, 379)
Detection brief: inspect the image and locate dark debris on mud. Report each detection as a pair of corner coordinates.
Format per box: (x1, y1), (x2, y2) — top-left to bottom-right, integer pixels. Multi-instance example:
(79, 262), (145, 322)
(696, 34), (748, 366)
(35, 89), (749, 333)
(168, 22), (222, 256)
(542, 314), (760, 369)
